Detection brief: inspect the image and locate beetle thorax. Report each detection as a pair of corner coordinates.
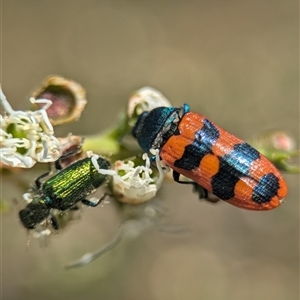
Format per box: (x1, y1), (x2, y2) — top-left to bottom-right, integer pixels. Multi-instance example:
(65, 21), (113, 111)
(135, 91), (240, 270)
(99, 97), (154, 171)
(152, 109), (182, 150)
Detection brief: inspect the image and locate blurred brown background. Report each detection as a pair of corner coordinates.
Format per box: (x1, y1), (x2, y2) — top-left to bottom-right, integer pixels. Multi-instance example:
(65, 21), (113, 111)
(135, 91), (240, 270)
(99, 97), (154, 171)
(1, 1), (299, 300)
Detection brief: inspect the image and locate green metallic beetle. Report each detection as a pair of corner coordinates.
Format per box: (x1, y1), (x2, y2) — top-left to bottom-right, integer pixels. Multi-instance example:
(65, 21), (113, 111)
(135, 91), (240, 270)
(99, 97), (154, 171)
(19, 151), (110, 230)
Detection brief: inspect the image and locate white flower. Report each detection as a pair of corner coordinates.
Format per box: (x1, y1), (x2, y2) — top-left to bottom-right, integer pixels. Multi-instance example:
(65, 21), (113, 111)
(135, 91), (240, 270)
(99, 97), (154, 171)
(127, 86), (171, 119)
(90, 150), (165, 204)
(0, 89), (62, 168)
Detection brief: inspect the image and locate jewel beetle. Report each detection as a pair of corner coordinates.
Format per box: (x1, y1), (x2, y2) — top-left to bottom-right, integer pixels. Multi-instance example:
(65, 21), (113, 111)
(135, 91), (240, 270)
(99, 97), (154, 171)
(132, 104), (287, 210)
(19, 151), (110, 230)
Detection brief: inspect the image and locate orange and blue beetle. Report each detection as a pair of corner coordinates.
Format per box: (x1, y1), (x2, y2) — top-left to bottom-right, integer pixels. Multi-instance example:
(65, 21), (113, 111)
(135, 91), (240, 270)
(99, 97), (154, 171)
(132, 104), (287, 210)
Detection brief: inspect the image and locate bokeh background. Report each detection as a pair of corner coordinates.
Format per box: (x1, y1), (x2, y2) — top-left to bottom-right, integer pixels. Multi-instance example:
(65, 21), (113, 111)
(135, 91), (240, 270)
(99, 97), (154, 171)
(1, 1), (299, 299)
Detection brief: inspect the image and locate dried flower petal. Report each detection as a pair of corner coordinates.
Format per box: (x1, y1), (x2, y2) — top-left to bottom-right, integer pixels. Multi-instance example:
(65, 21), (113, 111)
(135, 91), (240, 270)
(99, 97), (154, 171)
(31, 76), (87, 125)
(127, 87), (171, 123)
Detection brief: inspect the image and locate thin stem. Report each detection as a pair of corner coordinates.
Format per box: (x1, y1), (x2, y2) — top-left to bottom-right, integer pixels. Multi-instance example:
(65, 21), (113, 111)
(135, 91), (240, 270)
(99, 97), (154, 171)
(64, 226), (124, 269)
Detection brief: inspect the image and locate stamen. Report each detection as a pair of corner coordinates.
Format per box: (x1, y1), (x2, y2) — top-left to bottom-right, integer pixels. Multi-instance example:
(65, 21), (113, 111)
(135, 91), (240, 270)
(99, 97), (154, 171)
(0, 88), (14, 114)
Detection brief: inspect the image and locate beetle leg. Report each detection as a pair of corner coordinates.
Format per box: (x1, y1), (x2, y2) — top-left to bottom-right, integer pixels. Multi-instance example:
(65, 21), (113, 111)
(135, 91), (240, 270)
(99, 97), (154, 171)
(35, 166), (52, 189)
(172, 170), (208, 199)
(191, 183), (208, 199)
(81, 193), (108, 207)
(69, 205), (80, 211)
(50, 215), (59, 230)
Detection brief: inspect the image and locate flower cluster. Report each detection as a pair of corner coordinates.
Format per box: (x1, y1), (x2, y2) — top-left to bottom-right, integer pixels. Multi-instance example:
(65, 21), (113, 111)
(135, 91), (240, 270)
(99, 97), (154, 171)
(248, 129), (299, 173)
(90, 149), (165, 204)
(0, 77), (87, 169)
(0, 89), (61, 168)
